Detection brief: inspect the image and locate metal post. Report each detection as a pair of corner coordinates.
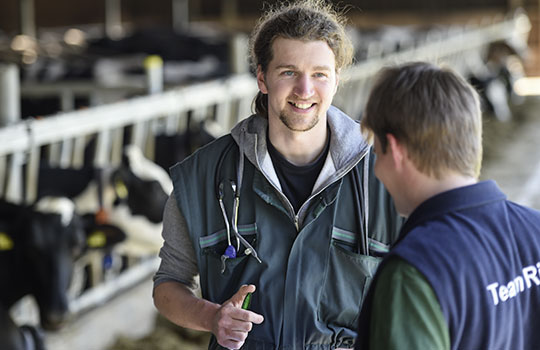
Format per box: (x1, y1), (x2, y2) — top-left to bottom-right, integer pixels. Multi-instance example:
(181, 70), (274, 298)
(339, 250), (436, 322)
(172, 0), (189, 33)
(144, 55), (164, 95)
(20, 0), (36, 38)
(0, 64), (21, 127)
(105, 0), (123, 40)
(229, 33), (249, 74)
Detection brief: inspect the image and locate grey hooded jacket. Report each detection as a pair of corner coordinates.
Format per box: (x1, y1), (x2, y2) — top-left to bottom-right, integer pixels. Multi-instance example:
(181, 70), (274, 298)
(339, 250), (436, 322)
(153, 106), (402, 349)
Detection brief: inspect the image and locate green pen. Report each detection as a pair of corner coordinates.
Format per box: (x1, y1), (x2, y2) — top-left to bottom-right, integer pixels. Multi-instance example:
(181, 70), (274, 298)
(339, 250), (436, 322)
(242, 292), (252, 310)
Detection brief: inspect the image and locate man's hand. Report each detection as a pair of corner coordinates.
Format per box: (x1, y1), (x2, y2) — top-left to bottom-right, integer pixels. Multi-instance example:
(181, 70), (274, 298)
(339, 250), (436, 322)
(212, 284), (264, 349)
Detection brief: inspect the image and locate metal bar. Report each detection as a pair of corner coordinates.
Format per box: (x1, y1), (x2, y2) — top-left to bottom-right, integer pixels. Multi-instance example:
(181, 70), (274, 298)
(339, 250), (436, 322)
(94, 129), (112, 168)
(172, 0), (189, 33)
(105, 0), (123, 40)
(60, 89), (75, 112)
(0, 64), (21, 127)
(25, 146), (40, 204)
(110, 128), (124, 167)
(72, 136), (87, 169)
(20, 0), (36, 38)
(5, 152), (25, 204)
(48, 142), (61, 167)
(0, 156), (6, 197)
(60, 138), (74, 168)
(68, 256), (160, 315)
(130, 121), (148, 151)
(4, 75), (257, 156)
(165, 112), (180, 136)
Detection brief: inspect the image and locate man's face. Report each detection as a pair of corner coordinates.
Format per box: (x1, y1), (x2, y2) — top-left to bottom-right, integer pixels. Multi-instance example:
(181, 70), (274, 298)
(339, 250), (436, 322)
(257, 38), (339, 133)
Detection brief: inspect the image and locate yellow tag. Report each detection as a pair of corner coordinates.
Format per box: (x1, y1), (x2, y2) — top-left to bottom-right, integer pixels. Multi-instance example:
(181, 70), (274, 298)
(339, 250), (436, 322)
(0, 232), (14, 251)
(87, 230), (106, 248)
(115, 179), (129, 199)
(143, 55), (163, 69)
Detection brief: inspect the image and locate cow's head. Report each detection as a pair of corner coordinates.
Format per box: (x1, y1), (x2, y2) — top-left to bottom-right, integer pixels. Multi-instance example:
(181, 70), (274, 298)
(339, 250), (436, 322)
(27, 197), (85, 330)
(112, 145), (173, 223)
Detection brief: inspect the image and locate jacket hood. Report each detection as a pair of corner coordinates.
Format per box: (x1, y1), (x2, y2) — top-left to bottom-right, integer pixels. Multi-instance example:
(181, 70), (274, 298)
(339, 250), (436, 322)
(230, 105), (370, 193)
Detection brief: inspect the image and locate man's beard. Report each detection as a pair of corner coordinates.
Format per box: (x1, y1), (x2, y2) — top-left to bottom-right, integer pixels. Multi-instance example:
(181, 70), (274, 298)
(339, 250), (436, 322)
(279, 109), (320, 132)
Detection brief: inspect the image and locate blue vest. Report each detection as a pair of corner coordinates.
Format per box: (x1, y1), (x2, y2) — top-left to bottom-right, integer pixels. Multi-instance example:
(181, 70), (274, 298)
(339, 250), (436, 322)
(391, 181), (540, 349)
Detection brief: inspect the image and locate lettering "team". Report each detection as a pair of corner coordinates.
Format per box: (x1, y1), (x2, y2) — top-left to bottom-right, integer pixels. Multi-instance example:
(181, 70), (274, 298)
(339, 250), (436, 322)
(486, 262), (540, 306)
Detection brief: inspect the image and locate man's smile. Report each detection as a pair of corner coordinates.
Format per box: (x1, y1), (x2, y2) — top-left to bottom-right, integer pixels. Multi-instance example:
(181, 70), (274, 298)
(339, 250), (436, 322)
(289, 101), (316, 110)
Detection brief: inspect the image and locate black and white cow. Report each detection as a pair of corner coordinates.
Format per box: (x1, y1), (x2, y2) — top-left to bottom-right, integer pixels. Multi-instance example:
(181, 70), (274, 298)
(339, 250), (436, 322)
(37, 144), (172, 256)
(0, 197), (86, 349)
(154, 120), (216, 172)
(468, 40), (526, 122)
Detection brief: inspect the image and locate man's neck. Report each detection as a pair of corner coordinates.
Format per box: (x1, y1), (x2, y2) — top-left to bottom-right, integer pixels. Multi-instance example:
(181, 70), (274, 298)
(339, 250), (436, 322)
(406, 171), (477, 215)
(268, 121), (328, 166)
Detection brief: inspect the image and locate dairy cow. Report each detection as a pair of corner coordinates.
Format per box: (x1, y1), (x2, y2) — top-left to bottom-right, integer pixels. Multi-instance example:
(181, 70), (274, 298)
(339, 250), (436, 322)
(37, 145), (172, 256)
(0, 197), (86, 349)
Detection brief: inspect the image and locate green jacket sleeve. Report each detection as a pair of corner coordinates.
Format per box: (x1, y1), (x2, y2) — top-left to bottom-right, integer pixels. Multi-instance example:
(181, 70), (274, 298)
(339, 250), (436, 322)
(369, 257), (450, 350)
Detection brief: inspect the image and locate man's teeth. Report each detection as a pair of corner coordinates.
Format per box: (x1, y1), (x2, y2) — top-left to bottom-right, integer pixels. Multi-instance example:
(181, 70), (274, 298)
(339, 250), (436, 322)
(292, 102), (312, 109)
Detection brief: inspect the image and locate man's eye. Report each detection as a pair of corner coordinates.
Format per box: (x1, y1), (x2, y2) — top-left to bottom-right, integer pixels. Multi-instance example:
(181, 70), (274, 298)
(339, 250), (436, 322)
(314, 73), (327, 78)
(282, 71), (294, 76)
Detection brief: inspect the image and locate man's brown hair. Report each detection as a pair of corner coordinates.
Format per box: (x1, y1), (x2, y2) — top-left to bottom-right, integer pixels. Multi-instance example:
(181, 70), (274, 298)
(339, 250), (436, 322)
(249, 0), (354, 117)
(362, 62), (483, 179)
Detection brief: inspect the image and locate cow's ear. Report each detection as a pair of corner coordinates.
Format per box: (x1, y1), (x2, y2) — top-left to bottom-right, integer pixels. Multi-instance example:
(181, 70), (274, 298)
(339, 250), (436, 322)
(86, 230), (108, 249)
(113, 173), (129, 200)
(0, 232), (14, 250)
(86, 224), (126, 249)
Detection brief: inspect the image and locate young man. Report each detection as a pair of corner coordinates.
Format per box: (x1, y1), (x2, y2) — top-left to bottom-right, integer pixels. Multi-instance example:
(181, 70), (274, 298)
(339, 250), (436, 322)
(153, 1), (402, 349)
(356, 61), (540, 349)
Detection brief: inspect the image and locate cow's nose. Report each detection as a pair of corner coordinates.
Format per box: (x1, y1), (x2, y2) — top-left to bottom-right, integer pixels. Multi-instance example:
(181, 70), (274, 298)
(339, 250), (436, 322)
(41, 311), (69, 330)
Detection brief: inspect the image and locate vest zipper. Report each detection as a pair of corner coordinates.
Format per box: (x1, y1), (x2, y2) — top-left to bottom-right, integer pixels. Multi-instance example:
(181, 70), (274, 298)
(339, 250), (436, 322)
(295, 147), (370, 225)
(253, 135), (370, 231)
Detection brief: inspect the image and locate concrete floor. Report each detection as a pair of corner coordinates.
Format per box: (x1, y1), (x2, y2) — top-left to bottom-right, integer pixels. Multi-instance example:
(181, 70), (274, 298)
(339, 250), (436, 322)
(45, 278), (158, 350)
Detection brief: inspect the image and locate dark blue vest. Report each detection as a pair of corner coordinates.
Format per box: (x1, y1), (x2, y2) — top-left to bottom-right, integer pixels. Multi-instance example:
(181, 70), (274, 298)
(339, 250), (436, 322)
(391, 181), (540, 349)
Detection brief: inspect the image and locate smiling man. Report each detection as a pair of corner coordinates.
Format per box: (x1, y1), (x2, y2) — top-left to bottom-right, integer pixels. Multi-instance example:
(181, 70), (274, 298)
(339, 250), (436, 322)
(152, 1), (402, 349)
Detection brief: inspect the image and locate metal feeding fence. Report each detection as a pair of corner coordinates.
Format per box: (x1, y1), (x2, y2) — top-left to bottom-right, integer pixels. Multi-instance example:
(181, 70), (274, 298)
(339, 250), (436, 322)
(1, 9), (531, 320)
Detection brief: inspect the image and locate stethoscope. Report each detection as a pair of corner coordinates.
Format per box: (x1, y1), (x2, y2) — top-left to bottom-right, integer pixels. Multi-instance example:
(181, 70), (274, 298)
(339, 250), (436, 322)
(216, 131), (262, 273)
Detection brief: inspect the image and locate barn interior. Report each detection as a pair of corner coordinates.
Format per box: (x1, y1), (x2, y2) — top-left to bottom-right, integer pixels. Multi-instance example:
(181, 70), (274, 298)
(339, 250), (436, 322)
(1, 0), (540, 349)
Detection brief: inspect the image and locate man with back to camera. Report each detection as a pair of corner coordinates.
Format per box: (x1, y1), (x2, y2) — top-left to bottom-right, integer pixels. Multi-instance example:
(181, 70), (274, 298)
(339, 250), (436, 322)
(355, 61), (540, 350)
(152, 0), (403, 349)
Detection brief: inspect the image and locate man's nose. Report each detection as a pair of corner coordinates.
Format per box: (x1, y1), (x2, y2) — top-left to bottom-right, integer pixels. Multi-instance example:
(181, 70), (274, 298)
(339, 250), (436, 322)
(293, 75), (314, 98)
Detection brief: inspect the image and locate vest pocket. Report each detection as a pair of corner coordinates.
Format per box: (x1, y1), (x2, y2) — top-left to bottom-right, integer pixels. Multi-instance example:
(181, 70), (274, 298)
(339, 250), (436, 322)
(317, 228), (382, 329)
(199, 223), (258, 276)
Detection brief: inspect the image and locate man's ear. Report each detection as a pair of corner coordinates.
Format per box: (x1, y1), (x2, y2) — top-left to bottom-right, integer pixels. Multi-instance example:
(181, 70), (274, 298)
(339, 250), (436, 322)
(386, 134), (406, 171)
(256, 65), (268, 94)
(333, 71), (340, 95)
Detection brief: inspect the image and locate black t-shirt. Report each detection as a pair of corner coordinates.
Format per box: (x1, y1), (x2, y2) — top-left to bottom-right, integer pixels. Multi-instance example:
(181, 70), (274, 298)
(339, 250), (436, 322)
(267, 133), (330, 213)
